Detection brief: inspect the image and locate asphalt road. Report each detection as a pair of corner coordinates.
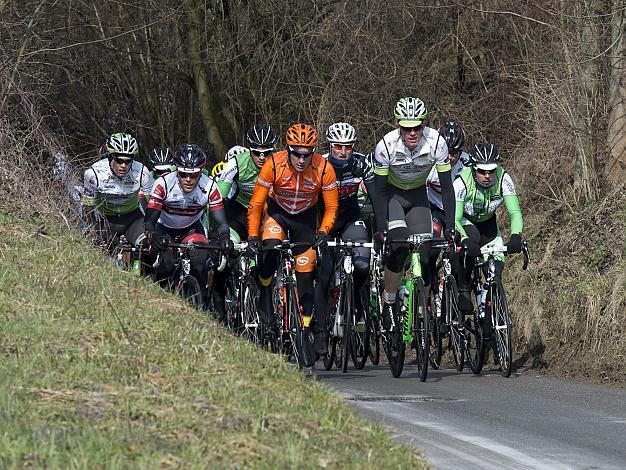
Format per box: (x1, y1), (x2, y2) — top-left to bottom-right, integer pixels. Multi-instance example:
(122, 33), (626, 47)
(315, 363), (626, 469)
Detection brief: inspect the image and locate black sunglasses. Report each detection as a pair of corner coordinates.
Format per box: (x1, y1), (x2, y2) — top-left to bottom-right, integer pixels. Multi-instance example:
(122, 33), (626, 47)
(251, 148), (273, 157)
(113, 156), (133, 165)
(400, 124), (424, 133)
(476, 168), (496, 175)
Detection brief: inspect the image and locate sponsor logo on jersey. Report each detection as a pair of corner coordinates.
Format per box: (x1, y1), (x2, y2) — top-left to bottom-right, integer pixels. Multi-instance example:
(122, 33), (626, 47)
(268, 225), (282, 234)
(296, 256), (309, 266)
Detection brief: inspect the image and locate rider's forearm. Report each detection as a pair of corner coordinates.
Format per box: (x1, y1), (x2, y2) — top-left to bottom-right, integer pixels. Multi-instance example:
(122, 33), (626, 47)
(211, 207), (230, 237)
(144, 207), (160, 233)
(504, 194), (524, 235)
(438, 169), (455, 230)
(247, 183), (270, 237)
(319, 188), (338, 234)
(372, 173), (388, 233)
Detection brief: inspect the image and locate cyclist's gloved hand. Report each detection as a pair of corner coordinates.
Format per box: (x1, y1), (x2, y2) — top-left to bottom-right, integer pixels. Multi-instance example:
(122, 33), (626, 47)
(352, 154), (366, 178)
(373, 231), (385, 254)
(219, 233), (234, 254)
(461, 238), (481, 257)
(507, 233), (523, 254)
(246, 236), (260, 256)
(312, 231), (328, 249)
(444, 228), (461, 245)
(152, 234), (171, 251)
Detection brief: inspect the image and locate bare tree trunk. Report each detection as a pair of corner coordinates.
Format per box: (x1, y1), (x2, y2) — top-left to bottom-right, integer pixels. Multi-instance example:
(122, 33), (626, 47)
(607, 0), (626, 183)
(573, 0), (601, 201)
(185, 0), (227, 160)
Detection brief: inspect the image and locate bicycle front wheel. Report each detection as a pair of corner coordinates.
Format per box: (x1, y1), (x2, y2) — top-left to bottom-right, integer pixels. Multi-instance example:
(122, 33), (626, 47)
(340, 277), (354, 373)
(351, 287), (370, 370)
(445, 276), (465, 372)
(428, 287), (443, 370)
(241, 275), (261, 344)
(175, 275), (203, 308)
(383, 330), (405, 378)
(413, 279), (430, 382)
(286, 285), (304, 369)
(491, 280), (513, 377)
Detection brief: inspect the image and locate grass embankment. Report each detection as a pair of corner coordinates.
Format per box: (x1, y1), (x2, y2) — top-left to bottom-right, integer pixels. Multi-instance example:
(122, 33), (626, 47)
(506, 188), (626, 384)
(0, 213), (424, 468)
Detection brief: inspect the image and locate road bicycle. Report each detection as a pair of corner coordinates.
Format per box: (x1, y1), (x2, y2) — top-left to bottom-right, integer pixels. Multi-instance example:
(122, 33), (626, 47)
(465, 241), (530, 377)
(429, 241), (464, 372)
(384, 234), (448, 380)
(322, 240), (374, 373)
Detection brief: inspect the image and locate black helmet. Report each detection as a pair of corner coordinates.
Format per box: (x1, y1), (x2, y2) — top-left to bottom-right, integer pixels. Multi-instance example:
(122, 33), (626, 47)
(439, 119), (465, 154)
(468, 143), (501, 169)
(246, 124), (277, 148)
(149, 147), (173, 170)
(173, 144), (207, 171)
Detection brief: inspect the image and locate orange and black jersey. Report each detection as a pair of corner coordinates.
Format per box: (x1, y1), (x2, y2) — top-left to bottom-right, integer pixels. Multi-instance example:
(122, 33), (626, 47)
(248, 151), (339, 236)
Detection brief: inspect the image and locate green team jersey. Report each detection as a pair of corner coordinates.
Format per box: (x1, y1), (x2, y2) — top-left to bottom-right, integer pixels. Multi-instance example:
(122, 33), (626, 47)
(454, 166), (523, 238)
(217, 151), (260, 207)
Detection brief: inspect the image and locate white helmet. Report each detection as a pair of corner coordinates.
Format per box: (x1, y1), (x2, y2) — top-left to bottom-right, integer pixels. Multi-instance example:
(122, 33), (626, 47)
(326, 122), (357, 145)
(226, 145), (248, 161)
(394, 97), (428, 127)
(106, 132), (139, 156)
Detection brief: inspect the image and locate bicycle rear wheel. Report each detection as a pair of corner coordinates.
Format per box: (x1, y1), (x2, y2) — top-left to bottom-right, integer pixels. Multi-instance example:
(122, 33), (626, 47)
(491, 280), (513, 377)
(445, 276), (465, 372)
(413, 279), (430, 382)
(367, 316), (380, 366)
(175, 275), (203, 308)
(383, 330), (405, 378)
(241, 275), (261, 344)
(323, 335), (338, 370)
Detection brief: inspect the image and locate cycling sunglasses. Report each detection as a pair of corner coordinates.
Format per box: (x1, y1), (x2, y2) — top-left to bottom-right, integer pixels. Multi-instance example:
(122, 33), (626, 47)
(251, 148), (273, 157)
(288, 146), (314, 159)
(178, 171), (201, 180)
(475, 168), (496, 175)
(113, 156), (133, 165)
(331, 143), (354, 151)
(400, 124), (424, 133)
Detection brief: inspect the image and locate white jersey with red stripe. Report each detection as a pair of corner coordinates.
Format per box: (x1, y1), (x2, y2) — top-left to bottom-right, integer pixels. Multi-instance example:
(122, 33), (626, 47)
(147, 171), (224, 229)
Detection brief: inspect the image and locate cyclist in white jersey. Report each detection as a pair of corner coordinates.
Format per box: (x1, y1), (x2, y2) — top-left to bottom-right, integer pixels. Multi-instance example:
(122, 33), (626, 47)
(145, 144), (232, 297)
(82, 132), (154, 249)
(370, 98), (458, 331)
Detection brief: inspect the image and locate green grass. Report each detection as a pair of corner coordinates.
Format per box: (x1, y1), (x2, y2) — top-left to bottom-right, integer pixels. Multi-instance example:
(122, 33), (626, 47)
(0, 213), (425, 468)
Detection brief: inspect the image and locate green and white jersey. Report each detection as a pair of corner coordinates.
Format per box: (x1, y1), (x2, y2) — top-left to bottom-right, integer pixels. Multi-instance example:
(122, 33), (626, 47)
(454, 166), (523, 237)
(83, 158), (153, 216)
(217, 150), (260, 207)
(373, 128), (451, 190)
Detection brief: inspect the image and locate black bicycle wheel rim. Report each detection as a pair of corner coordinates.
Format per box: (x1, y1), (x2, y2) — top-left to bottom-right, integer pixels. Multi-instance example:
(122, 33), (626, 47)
(413, 279), (429, 382)
(177, 275), (202, 307)
(492, 281), (513, 377)
(465, 307), (485, 375)
(384, 331), (405, 378)
(287, 285), (303, 369)
(323, 336), (338, 370)
(445, 276), (465, 371)
(340, 278), (353, 373)
(241, 276), (261, 344)
(428, 286), (443, 370)
(350, 286), (370, 370)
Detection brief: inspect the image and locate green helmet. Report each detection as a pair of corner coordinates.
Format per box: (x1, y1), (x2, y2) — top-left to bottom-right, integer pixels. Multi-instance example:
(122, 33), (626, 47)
(394, 97), (428, 127)
(106, 132), (139, 156)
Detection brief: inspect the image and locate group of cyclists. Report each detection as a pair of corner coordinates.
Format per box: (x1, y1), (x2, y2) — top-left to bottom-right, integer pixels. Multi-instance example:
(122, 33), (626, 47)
(82, 96), (524, 371)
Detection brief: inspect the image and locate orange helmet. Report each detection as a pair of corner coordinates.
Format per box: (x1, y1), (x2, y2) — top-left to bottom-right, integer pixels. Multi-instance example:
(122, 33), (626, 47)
(285, 123), (318, 148)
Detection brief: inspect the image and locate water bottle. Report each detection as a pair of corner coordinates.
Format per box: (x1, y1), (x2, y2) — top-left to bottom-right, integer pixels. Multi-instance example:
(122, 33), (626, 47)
(131, 259), (141, 276)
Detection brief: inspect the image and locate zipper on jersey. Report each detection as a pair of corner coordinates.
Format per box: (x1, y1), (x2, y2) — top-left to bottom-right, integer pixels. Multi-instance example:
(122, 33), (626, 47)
(292, 173), (299, 212)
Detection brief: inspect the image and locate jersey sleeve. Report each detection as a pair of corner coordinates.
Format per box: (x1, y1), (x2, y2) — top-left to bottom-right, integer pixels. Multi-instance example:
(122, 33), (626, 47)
(434, 133), (451, 172)
(82, 168), (97, 206)
(502, 173), (523, 234)
(247, 158), (275, 237)
(147, 177), (166, 211)
(139, 166), (155, 199)
(373, 138), (390, 176)
(217, 157), (238, 198)
(207, 181), (225, 212)
(453, 178), (468, 238)
(319, 164), (338, 234)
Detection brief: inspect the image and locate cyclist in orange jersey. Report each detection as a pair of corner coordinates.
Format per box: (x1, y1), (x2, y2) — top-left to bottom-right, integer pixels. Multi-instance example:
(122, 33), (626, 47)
(248, 123), (339, 366)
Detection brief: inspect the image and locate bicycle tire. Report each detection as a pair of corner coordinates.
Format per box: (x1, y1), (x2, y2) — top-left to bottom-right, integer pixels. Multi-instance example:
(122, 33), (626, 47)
(368, 280), (383, 365)
(241, 275), (261, 344)
(341, 277), (353, 373)
(384, 330), (405, 378)
(224, 275), (240, 331)
(351, 287), (370, 370)
(428, 287), (443, 370)
(323, 335), (338, 370)
(464, 288), (485, 375)
(491, 280), (513, 377)
(413, 279), (430, 382)
(445, 276), (465, 372)
(367, 316), (380, 366)
(175, 275), (203, 308)
(286, 285), (303, 368)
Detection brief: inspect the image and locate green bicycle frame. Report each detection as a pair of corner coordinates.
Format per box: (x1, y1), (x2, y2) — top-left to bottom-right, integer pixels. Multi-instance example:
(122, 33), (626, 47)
(401, 250), (423, 342)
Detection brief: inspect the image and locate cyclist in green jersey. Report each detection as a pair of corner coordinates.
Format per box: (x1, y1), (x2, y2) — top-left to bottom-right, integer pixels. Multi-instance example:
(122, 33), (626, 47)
(455, 143), (524, 311)
(211, 124), (277, 324)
